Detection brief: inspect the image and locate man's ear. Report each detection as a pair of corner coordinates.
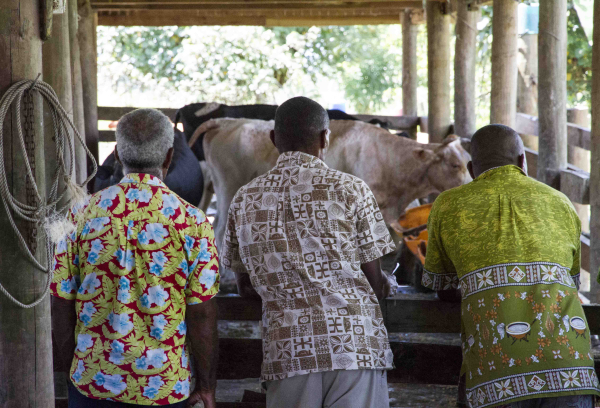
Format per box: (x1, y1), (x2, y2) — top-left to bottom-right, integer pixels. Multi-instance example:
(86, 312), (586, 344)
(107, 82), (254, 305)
(518, 154), (526, 171)
(321, 129), (330, 149)
(467, 161), (475, 180)
(114, 146), (122, 166)
(270, 130), (276, 148)
(162, 147), (174, 173)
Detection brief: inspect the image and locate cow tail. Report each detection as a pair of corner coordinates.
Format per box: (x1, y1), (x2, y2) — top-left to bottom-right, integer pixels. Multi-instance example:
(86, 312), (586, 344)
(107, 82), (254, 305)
(188, 119), (220, 148)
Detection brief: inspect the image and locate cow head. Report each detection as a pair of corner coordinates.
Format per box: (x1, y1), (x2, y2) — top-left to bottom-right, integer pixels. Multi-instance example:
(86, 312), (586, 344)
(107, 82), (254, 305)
(425, 135), (472, 193)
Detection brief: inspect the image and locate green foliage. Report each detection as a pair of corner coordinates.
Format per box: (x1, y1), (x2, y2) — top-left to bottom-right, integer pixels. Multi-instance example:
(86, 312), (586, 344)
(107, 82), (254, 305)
(98, 25), (402, 113)
(567, 0), (592, 108)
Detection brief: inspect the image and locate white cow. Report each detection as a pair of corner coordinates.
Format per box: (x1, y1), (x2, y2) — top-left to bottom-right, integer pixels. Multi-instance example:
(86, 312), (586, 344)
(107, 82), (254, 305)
(195, 118), (471, 287)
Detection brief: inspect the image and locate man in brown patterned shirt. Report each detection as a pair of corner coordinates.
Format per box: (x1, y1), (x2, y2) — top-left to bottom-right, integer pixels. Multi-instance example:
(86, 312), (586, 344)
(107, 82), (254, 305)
(221, 97), (396, 408)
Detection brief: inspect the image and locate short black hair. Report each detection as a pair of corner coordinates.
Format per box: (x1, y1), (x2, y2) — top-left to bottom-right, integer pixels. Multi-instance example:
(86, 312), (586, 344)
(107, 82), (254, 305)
(274, 96), (329, 151)
(471, 124), (524, 172)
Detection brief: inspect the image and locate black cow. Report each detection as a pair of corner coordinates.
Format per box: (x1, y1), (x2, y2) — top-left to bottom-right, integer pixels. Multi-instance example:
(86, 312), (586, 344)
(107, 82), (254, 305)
(92, 129), (204, 206)
(174, 103), (397, 161)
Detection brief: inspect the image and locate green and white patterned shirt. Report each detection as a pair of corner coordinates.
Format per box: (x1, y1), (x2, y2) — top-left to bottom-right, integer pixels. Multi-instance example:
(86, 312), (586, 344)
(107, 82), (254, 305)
(423, 165), (600, 407)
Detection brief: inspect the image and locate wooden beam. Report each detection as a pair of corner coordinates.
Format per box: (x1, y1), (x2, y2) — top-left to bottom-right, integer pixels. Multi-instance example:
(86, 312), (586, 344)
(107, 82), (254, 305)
(0, 1), (55, 405)
(426, 1), (451, 143)
(69, 0), (88, 184)
(590, 0), (600, 302)
(517, 34), (538, 117)
(515, 113), (591, 152)
(79, 0), (99, 178)
(402, 11), (418, 116)
(560, 168), (590, 205)
(537, 0), (568, 189)
(96, 9), (411, 26)
(490, 0), (518, 127)
(98, 106), (178, 121)
(454, 0), (479, 139)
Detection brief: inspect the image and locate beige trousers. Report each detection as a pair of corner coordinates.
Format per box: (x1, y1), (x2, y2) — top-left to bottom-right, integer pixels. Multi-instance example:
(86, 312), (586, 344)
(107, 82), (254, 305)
(265, 369), (389, 408)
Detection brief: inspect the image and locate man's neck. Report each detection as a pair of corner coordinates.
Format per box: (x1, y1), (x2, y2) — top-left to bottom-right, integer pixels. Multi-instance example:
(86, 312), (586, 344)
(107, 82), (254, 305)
(473, 163), (517, 178)
(280, 147), (321, 159)
(122, 167), (164, 180)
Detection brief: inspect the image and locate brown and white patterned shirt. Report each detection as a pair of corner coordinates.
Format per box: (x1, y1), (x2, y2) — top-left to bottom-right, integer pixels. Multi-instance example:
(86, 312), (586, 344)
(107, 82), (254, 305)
(221, 151), (396, 382)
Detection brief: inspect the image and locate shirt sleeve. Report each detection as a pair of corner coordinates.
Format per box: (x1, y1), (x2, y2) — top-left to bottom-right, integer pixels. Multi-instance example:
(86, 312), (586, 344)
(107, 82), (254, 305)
(185, 217), (220, 305)
(50, 209), (81, 300)
(353, 180), (396, 264)
(221, 191), (248, 274)
(422, 197), (459, 291)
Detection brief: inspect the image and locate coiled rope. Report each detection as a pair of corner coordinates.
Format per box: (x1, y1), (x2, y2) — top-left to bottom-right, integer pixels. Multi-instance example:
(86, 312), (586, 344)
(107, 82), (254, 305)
(0, 77), (97, 308)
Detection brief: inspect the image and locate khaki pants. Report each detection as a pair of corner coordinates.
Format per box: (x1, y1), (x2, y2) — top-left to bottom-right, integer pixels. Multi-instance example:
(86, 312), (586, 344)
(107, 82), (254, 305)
(265, 369), (389, 408)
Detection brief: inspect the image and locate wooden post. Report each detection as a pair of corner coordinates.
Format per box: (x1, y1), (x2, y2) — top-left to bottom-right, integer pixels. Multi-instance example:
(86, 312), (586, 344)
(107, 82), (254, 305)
(454, 0), (480, 139)
(567, 108), (590, 236)
(517, 34), (538, 117)
(0, 1), (54, 406)
(490, 0), (518, 127)
(537, 0), (567, 189)
(69, 0), (87, 184)
(78, 0), (99, 174)
(427, 1), (451, 143)
(402, 9), (418, 137)
(590, 0), (600, 303)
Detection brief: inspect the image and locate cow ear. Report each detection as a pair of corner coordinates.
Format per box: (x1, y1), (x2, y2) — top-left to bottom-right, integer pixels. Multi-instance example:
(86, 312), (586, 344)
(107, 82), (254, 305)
(460, 138), (471, 154)
(441, 134), (459, 146)
(413, 148), (435, 161)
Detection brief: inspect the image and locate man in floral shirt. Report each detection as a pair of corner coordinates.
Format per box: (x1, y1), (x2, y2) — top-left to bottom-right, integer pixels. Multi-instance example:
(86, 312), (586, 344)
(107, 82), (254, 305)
(424, 125), (600, 407)
(51, 109), (219, 407)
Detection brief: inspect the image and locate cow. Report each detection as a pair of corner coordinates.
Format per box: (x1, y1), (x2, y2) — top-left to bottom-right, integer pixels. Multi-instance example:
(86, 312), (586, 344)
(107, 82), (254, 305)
(198, 118), (471, 289)
(174, 102), (397, 161)
(92, 128), (204, 207)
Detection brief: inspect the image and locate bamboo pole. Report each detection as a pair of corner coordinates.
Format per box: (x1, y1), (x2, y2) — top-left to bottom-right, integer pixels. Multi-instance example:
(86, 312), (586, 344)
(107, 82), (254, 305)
(79, 0), (99, 175)
(402, 9), (418, 134)
(537, 0), (567, 189)
(490, 0), (518, 127)
(69, 0), (87, 184)
(589, 0), (600, 300)
(454, 0), (480, 139)
(0, 1), (54, 406)
(427, 1), (451, 143)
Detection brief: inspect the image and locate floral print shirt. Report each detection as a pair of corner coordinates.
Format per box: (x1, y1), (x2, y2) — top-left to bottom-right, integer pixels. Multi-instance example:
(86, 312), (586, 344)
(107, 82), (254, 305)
(51, 173), (219, 405)
(423, 165), (600, 407)
(221, 151), (396, 383)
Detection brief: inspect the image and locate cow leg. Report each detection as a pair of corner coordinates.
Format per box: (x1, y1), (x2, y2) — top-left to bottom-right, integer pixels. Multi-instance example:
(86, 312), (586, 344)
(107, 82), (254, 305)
(198, 161), (214, 213)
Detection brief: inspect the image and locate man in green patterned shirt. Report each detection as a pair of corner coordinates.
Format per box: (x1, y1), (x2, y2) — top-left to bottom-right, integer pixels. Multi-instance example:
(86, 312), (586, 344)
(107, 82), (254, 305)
(423, 125), (600, 407)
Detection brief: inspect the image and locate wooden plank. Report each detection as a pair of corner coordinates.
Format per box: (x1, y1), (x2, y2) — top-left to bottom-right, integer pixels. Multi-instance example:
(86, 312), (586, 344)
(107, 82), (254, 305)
(384, 297), (461, 333)
(516, 113), (591, 152)
(560, 168), (590, 205)
(98, 106), (177, 121)
(99, 130), (116, 142)
(97, 10), (407, 26)
(590, 0), (600, 302)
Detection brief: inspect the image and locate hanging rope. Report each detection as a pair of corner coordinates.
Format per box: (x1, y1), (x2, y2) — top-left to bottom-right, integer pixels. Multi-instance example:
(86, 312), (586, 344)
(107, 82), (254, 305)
(0, 77), (97, 308)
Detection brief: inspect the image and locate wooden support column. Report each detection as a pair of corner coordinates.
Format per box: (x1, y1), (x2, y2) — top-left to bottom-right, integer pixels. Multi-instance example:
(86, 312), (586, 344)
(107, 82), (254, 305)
(454, 0), (480, 138)
(567, 109), (590, 237)
(78, 0), (99, 175)
(589, 0), (600, 300)
(43, 4), (74, 192)
(427, 1), (451, 143)
(490, 0), (518, 127)
(69, 0), (87, 184)
(0, 1), (54, 406)
(537, 0), (567, 189)
(402, 9), (418, 137)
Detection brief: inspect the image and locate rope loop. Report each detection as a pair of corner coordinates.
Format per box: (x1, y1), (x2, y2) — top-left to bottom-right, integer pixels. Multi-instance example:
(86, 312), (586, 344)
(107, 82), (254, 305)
(0, 77), (97, 308)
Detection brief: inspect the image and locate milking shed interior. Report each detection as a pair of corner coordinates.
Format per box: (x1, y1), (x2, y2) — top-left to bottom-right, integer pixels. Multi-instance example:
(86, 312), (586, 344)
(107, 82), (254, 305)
(2, 0), (600, 406)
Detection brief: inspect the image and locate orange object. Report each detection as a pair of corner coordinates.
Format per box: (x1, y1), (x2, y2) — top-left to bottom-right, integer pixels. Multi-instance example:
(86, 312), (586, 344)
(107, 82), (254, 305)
(403, 229), (428, 264)
(398, 203), (433, 230)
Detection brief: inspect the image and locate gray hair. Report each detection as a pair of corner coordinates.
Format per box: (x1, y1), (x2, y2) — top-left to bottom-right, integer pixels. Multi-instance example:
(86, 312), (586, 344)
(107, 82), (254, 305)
(116, 109), (174, 169)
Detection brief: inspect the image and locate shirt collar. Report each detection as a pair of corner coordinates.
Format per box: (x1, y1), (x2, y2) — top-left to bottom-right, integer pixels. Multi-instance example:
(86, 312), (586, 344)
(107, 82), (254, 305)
(474, 165), (526, 182)
(275, 151), (328, 169)
(119, 173), (167, 188)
